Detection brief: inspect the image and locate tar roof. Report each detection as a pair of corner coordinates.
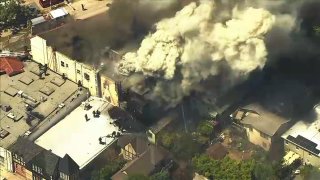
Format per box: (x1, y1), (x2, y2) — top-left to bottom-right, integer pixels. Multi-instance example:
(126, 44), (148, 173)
(32, 150), (60, 176)
(58, 154), (79, 175)
(0, 60), (78, 148)
(9, 137), (43, 163)
(35, 97), (120, 169)
(38, 12), (124, 65)
(239, 103), (289, 136)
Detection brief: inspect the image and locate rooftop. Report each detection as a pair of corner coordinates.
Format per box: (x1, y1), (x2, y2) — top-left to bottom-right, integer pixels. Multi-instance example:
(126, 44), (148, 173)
(35, 97), (120, 169)
(282, 105), (320, 156)
(38, 12), (123, 65)
(112, 145), (169, 180)
(0, 60), (78, 148)
(237, 103), (290, 136)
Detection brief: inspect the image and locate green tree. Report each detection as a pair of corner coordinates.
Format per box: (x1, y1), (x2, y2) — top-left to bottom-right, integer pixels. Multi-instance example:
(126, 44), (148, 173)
(192, 155), (255, 180)
(91, 158), (126, 180)
(314, 25), (320, 36)
(300, 165), (320, 180)
(0, 0), (38, 30)
(127, 174), (150, 180)
(254, 162), (276, 180)
(150, 170), (170, 180)
(197, 121), (213, 136)
(160, 132), (176, 149)
(172, 133), (201, 160)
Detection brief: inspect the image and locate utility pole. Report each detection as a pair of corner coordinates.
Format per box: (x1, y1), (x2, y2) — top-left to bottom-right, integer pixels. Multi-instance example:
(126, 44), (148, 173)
(181, 103), (187, 133)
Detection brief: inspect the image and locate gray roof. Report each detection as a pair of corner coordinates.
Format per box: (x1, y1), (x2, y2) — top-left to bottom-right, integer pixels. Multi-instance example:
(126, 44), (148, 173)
(239, 103), (290, 136)
(9, 137), (43, 164)
(58, 154), (79, 175)
(112, 145), (169, 180)
(149, 115), (176, 134)
(32, 150), (60, 176)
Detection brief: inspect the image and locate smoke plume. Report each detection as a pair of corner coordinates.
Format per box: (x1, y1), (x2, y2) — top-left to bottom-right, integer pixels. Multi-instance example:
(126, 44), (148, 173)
(118, 1), (275, 107)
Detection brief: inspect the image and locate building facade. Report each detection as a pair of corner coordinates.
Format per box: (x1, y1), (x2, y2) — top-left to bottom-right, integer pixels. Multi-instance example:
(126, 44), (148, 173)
(282, 105), (320, 167)
(233, 104), (290, 151)
(30, 36), (100, 97)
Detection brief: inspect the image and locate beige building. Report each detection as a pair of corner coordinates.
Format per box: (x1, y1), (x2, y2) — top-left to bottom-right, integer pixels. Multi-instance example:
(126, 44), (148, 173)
(281, 105), (320, 167)
(233, 104), (290, 151)
(31, 35), (100, 97)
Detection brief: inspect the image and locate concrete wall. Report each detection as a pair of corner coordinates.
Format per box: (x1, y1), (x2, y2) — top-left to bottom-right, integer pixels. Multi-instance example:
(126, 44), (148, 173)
(100, 75), (119, 107)
(284, 140), (320, 167)
(0, 147), (13, 172)
(245, 126), (272, 151)
(30, 36), (100, 97)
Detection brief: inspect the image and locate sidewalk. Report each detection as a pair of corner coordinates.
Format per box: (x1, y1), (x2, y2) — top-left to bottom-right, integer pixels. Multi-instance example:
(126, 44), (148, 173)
(65, 0), (112, 20)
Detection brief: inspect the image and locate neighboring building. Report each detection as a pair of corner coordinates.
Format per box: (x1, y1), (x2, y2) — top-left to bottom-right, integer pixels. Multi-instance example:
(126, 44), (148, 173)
(0, 147), (13, 173)
(232, 103), (291, 151)
(34, 97), (121, 169)
(30, 13), (125, 106)
(117, 135), (149, 161)
(112, 144), (171, 180)
(58, 154), (80, 180)
(281, 105), (320, 167)
(0, 57), (24, 76)
(9, 137), (79, 180)
(30, 35), (100, 97)
(147, 115), (176, 144)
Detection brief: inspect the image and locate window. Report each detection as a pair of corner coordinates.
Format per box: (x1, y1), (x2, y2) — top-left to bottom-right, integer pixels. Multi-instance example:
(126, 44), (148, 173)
(0, 156), (4, 165)
(60, 172), (68, 180)
(84, 73), (90, 81)
(309, 153), (313, 157)
(66, 63), (68, 68)
(285, 140), (289, 145)
(61, 61), (65, 67)
(249, 126), (253, 132)
(77, 69), (80, 74)
(296, 146), (300, 150)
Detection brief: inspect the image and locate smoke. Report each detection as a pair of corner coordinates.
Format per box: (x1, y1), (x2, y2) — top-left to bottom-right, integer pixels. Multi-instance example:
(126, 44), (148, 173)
(118, 1), (275, 107)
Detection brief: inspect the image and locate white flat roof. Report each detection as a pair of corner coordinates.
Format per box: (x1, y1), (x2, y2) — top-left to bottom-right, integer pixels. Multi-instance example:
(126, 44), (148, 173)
(282, 105), (320, 153)
(31, 16), (46, 26)
(50, 7), (68, 19)
(35, 97), (119, 169)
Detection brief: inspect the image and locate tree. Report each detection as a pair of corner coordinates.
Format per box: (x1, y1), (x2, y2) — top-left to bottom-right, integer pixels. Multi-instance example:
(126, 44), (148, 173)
(253, 162), (275, 180)
(192, 155), (255, 180)
(150, 170), (170, 180)
(197, 121), (213, 136)
(0, 0), (38, 30)
(127, 174), (150, 180)
(159, 132), (176, 149)
(91, 158), (126, 180)
(300, 165), (320, 180)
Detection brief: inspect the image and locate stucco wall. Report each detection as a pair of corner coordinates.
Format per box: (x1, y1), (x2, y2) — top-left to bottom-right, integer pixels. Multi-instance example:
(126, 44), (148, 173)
(0, 147), (13, 172)
(285, 141), (320, 167)
(245, 126), (272, 151)
(30, 36), (99, 96)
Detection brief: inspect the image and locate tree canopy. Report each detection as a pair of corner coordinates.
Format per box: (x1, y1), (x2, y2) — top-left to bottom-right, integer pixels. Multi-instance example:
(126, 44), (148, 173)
(91, 158), (126, 180)
(192, 155), (255, 180)
(0, 0), (38, 30)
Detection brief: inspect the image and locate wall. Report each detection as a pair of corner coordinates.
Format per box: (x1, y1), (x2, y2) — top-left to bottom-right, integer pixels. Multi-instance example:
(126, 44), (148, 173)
(284, 140), (320, 167)
(121, 143), (136, 161)
(100, 75), (119, 106)
(30, 36), (99, 97)
(245, 126), (272, 151)
(0, 147), (13, 172)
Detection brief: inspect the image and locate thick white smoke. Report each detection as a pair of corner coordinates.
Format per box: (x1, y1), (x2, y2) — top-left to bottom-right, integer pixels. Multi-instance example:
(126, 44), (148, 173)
(118, 1), (275, 107)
